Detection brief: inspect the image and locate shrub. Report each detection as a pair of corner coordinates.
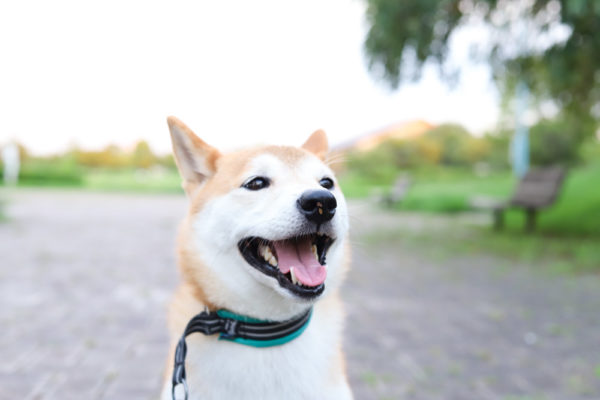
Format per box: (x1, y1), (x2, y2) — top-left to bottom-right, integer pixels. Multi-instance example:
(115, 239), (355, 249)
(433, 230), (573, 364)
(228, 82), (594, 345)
(18, 158), (84, 186)
(345, 146), (397, 183)
(529, 118), (580, 166)
(579, 137), (600, 164)
(423, 124), (494, 166)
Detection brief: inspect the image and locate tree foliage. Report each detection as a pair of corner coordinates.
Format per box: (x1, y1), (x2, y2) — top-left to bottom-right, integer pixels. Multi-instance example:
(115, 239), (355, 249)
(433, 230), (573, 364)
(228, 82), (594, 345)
(74, 144), (129, 168)
(529, 117), (581, 165)
(424, 123), (489, 165)
(364, 0), (600, 138)
(132, 140), (156, 169)
(347, 123), (496, 174)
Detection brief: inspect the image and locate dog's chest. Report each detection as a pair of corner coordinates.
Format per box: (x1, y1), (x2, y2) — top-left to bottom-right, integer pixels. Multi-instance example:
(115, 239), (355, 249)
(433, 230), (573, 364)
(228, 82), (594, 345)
(167, 315), (351, 400)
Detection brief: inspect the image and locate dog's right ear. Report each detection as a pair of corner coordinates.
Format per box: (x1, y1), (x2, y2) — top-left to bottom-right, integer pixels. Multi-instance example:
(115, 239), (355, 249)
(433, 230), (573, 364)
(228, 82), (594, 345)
(302, 129), (328, 160)
(167, 116), (221, 196)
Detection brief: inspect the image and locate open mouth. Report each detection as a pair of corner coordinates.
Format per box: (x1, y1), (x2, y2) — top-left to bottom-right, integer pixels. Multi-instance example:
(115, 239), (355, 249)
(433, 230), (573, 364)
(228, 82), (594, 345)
(238, 234), (334, 299)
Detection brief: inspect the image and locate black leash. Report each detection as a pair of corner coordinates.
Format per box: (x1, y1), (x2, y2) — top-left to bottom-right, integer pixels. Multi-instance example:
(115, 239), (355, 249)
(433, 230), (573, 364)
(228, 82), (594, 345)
(171, 308), (312, 400)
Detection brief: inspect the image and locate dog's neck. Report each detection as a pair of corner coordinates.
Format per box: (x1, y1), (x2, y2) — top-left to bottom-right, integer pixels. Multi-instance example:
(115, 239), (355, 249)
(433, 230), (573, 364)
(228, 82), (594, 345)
(178, 277), (316, 324)
(177, 258), (316, 321)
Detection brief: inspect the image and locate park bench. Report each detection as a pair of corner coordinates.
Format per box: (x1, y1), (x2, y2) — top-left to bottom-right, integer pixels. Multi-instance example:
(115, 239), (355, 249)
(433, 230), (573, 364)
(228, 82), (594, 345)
(382, 173), (411, 207)
(471, 166), (566, 232)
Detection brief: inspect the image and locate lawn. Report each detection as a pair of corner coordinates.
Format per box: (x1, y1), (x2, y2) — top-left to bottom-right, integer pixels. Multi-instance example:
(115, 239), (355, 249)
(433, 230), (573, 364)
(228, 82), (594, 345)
(5, 158), (599, 239)
(340, 163), (600, 237)
(535, 165), (600, 236)
(2, 160), (598, 270)
(341, 162), (600, 272)
(366, 219), (600, 273)
(2, 164), (184, 194)
(339, 167), (514, 207)
(83, 168), (183, 193)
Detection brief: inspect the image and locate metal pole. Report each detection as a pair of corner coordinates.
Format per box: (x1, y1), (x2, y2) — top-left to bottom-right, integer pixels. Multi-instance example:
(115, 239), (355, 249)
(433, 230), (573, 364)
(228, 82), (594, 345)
(511, 80), (530, 178)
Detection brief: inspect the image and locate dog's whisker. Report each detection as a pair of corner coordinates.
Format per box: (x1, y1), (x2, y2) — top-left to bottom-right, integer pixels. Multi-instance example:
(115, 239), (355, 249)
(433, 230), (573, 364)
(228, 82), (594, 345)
(325, 158), (347, 167)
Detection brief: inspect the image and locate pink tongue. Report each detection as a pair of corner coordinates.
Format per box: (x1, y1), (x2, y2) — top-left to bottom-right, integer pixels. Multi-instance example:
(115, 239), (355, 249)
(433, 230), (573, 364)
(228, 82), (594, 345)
(272, 238), (327, 287)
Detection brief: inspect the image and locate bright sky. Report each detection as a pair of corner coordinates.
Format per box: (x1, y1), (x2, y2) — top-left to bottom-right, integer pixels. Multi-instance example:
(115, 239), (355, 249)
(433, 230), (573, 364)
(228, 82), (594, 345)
(0, 0), (499, 155)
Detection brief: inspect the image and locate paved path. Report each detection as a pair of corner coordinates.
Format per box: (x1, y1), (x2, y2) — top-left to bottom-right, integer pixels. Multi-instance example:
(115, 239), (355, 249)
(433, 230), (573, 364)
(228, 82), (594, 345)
(0, 190), (598, 400)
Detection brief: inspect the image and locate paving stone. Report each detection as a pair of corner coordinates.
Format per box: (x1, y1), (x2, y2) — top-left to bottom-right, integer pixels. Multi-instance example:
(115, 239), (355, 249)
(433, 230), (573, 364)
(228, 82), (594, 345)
(1, 189), (599, 399)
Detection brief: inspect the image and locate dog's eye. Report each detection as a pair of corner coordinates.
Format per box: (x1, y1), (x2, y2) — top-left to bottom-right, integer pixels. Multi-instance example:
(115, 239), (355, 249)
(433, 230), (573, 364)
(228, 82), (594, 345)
(242, 177), (270, 191)
(319, 177), (334, 190)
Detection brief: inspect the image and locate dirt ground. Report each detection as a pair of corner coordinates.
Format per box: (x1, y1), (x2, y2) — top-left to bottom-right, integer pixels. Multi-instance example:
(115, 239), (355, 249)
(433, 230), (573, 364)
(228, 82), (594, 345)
(1, 189), (598, 400)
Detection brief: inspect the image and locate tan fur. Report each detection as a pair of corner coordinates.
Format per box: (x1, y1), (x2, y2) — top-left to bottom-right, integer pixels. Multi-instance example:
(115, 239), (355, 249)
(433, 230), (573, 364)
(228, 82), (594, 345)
(166, 117), (221, 174)
(164, 287), (349, 389)
(186, 145), (316, 214)
(302, 129), (329, 160)
(176, 224), (219, 310)
(163, 117), (352, 399)
(178, 144), (327, 302)
(167, 116), (222, 195)
(168, 140), (332, 328)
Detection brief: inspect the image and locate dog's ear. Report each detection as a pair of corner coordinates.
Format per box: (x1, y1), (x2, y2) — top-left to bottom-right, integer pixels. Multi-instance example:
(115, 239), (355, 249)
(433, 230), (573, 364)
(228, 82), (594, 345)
(167, 116), (221, 195)
(301, 129), (328, 160)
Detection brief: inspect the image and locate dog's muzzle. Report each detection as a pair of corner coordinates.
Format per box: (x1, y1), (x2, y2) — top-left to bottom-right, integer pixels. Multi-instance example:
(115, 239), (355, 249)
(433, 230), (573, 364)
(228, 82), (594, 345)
(297, 190), (337, 225)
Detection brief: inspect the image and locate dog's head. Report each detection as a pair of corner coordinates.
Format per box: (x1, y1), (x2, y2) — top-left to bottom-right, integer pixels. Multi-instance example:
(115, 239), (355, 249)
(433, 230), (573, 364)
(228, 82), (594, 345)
(168, 117), (349, 320)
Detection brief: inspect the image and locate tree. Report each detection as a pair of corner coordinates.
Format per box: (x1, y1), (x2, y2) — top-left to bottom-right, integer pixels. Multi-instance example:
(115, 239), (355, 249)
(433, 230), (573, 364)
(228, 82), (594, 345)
(529, 117), (580, 165)
(75, 144), (128, 168)
(425, 124), (473, 165)
(364, 0), (600, 140)
(132, 140), (156, 169)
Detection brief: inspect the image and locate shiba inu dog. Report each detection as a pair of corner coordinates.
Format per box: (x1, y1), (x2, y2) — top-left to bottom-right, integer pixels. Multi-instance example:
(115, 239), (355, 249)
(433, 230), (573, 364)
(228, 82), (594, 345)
(161, 117), (353, 400)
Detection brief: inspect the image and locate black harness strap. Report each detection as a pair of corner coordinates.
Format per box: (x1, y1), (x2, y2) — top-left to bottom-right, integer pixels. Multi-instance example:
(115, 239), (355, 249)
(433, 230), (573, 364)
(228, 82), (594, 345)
(171, 308), (312, 400)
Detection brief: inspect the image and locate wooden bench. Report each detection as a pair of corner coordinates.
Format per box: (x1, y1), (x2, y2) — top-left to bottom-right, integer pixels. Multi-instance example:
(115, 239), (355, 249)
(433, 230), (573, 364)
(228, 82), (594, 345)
(471, 167), (566, 232)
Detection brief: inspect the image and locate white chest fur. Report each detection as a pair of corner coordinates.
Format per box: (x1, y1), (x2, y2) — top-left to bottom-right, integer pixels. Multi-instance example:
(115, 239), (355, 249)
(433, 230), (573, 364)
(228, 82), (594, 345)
(161, 300), (352, 400)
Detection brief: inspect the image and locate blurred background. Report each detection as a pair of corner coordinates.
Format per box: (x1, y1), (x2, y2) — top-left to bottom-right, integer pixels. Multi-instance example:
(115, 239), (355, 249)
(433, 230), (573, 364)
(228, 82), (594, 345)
(1, 1), (599, 399)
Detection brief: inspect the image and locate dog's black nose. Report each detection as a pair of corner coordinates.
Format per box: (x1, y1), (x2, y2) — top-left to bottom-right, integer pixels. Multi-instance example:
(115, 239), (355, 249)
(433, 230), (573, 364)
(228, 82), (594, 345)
(297, 190), (337, 224)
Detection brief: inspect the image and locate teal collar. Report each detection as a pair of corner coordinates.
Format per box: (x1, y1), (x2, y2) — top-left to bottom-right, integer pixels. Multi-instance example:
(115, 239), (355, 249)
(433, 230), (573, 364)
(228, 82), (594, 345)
(215, 308), (313, 348)
(171, 307), (313, 399)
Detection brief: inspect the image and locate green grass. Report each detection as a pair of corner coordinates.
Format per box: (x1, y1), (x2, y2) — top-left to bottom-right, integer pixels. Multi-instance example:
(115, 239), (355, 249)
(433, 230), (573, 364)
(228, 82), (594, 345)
(10, 159), (84, 187)
(398, 171), (513, 213)
(337, 171), (392, 198)
(83, 168), (183, 193)
(477, 164), (600, 236)
(0, 165), (183, 193)
(6, 157), (600, 238)
(341, 163), (600, 237)
(367, 221), (600, 273)
(531, 165), (600, 236)
(339, 167), (514, 209)
(347, 163), (600, 269)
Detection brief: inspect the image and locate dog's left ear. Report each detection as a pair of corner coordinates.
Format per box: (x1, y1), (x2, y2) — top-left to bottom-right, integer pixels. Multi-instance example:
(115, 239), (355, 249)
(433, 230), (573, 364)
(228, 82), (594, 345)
(302, 129), (328, 160)
(167, 116), (221, 196)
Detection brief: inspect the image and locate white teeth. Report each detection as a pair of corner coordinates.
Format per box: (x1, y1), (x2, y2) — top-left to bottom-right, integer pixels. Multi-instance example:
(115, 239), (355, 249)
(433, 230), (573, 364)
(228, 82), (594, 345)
(290, 267), (299, 285)
(260, 245), (278, 267)
(268, 255), (278, 267)
(312, 244), (318, 260)
(259, 244), (268, 259)
(264, 246), (273, 260)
